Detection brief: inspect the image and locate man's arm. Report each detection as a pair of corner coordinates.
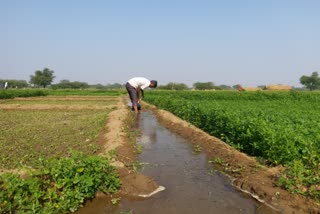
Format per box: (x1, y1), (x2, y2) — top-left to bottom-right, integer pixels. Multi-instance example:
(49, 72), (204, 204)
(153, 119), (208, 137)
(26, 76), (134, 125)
(137, 87), (144, 101)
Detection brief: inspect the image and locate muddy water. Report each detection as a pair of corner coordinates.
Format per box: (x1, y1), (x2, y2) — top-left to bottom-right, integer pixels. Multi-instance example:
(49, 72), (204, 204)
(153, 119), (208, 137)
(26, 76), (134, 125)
(78, 111), (277, 214)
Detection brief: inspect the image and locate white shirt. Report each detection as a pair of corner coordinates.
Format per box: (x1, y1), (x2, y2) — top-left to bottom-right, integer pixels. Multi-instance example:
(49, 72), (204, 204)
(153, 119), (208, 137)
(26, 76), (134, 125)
(128, 77), (151, 90)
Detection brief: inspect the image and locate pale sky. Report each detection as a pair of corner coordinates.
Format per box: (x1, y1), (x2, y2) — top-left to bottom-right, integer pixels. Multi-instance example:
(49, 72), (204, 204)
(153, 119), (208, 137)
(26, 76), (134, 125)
(1, 0), (319, 87)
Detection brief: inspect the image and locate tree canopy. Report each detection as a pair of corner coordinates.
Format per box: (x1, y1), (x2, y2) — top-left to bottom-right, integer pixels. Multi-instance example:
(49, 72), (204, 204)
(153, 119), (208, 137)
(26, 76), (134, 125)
(193, 82), (215, 90)
(51, 80), (89, 89)
(30, 68), (55, 88)
(300, 71), (320, 91)
(158, 82), (189, 90)
(0, 79), (29, 88)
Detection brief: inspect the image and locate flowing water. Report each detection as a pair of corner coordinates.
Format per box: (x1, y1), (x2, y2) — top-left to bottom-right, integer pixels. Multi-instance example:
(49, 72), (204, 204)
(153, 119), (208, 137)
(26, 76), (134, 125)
(78, 111), (278, 214)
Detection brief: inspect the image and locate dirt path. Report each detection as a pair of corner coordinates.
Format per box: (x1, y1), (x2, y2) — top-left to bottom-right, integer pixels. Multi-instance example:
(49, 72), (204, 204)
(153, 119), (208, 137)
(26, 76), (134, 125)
(143, 103), (319, 214)
(101, 97), (160, 198)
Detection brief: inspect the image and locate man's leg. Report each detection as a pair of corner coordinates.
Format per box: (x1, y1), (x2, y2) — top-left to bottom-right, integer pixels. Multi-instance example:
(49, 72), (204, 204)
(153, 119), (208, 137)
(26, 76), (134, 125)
(126, 83), (138, 111)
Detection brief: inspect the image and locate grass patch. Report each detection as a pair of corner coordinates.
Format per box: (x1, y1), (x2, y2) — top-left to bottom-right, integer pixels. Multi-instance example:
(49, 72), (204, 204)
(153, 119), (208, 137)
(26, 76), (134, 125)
(0, 109), (110, 169)
(46, 89), (125, 96)
(0, 99), (117, 106)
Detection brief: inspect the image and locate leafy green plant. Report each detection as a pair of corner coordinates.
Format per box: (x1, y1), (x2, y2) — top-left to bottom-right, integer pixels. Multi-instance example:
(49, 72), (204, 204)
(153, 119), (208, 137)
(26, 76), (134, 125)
(145, 90), (320, 199)
(0, 89), (48, 99)
(208, 157), (225, 165)
(0, 151), (121, 213)
(110, 197), (121, 205)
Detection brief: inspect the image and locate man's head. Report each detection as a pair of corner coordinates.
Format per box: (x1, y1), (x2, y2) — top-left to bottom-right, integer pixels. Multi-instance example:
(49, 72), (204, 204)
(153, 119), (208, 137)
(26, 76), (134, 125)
(150, 80), (158, 88)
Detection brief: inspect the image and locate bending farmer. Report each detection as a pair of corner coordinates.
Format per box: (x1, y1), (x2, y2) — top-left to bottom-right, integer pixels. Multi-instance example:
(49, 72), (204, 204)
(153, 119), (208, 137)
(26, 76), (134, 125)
(126, 77), (157, 113)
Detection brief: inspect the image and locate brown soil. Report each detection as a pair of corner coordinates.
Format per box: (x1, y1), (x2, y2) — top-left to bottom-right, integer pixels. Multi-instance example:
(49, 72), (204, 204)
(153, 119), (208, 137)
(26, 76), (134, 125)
(143, 103), (319, 214)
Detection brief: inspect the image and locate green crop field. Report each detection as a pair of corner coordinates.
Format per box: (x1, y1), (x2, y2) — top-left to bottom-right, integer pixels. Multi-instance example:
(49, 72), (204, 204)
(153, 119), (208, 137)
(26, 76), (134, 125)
(0, 89), (126, 99)
(46, 89), (126, 96)
(0, 109), (109, 169)
(0, 95), (121, 213)
(0, 89), (48, 99)
(0, 98), (118, 106)
(145, 90), (320, 199)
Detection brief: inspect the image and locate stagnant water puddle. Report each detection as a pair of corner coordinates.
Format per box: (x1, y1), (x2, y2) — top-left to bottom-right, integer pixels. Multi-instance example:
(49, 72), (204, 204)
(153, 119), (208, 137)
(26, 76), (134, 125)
(78, 111), (278, 214)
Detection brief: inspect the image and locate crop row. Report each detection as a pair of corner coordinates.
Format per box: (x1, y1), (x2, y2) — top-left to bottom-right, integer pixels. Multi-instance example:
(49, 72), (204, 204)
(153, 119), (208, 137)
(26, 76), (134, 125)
(0, 89), (126, 99)
(0, 89), (48, 99)
(145, 90), (320, 198)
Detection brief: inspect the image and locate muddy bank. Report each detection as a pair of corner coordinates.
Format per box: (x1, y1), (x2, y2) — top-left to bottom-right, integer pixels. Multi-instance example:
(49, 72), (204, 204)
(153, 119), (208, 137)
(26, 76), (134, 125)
(99, 97), (160, 197)
(144, 103), (319, 214)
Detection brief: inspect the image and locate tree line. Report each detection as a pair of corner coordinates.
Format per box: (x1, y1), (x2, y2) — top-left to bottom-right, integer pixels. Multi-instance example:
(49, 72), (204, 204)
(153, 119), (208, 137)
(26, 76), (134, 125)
(1, 68), (320, 90)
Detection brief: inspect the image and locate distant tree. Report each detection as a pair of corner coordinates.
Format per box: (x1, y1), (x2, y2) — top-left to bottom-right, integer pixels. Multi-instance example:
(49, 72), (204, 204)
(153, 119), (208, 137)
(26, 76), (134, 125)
(30, 68), (55, 88)
(60, 79), (70, 84)
(218, 85), (232, 90)
(105, 83), (123, 89)
(300, 71), (320, 91)
(232, 84), (240, 90)
(51, 80), (89, 89)
(158, 82), (189, 90)
(91, 84), (106, 89)
(193, 82), (215, 90)
(0, 79), (29, 88)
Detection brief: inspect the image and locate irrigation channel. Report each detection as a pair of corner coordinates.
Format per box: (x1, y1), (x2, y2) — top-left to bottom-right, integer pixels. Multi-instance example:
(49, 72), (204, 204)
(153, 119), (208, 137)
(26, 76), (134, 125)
(78, 111), (278, 214)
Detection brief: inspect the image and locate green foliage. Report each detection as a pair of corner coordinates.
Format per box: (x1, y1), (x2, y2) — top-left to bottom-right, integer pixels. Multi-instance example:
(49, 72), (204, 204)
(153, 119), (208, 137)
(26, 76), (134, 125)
(51, 80), (90, 89)
(46, 89), (125, 96)
(300, 71), (320, 91)
(193, 82), (215, 90)
(0, 151), (121, 213)
(0, 89), (48, 99)
(145, 90), (320, 199)
(30, 68), (55, 88)
(0, 79), (29, 88)
(157, 82), (189, 90)
(0, 109), (110, 169)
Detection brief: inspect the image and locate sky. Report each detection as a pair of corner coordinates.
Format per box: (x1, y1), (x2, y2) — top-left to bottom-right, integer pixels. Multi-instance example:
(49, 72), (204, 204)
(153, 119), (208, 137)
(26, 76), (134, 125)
(1, 0), (319, 87)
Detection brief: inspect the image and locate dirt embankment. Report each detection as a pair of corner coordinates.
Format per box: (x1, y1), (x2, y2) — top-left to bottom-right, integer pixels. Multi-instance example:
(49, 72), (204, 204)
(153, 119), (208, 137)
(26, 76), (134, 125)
(143, 103), (319, 214)
(102, 97), (159, 198)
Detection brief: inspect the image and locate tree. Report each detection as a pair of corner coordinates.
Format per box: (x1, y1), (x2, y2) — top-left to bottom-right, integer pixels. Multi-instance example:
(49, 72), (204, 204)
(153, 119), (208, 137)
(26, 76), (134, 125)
(30, 68), (55, 88)
(158, 82), (189, 90)
(193, 82), (215, 90)
(105, 83), (123, 89)
(0, 79), (29, 88)
(218, 85), (232, 90)
(300, 71), (320, 91)
(51, 80), (89, 89)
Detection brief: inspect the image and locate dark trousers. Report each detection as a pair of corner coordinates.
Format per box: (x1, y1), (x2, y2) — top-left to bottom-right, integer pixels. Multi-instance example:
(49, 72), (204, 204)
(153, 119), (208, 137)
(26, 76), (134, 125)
(126, 82), (138, 107)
